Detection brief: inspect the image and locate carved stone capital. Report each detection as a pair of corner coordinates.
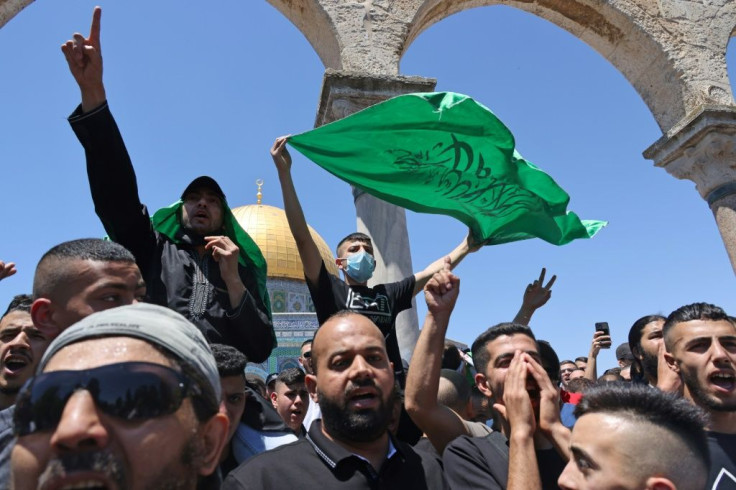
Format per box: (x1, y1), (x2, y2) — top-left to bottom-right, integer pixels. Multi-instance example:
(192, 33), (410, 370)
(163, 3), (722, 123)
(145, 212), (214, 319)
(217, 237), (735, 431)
(314, 68), (436, 127)
(643, 106), (736, 202)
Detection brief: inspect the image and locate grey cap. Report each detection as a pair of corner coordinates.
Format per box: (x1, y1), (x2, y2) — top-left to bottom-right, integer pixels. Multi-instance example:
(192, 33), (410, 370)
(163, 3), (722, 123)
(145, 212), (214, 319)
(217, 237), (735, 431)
(39, 303), (221, 400)
(615, 342), (635, 361)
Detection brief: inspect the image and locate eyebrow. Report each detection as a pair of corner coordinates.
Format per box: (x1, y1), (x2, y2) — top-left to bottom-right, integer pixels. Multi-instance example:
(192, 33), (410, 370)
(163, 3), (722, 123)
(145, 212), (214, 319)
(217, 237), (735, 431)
(570, 445), (597, 469)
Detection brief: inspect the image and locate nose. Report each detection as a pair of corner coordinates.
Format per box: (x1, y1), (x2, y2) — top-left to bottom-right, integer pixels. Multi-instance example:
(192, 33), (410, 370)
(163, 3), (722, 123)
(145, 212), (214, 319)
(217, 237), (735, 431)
(8, 331), (31, 350)
(556, 460), (577, 490)
(349, 355), (374, 380)
(50, 390), (110, 452)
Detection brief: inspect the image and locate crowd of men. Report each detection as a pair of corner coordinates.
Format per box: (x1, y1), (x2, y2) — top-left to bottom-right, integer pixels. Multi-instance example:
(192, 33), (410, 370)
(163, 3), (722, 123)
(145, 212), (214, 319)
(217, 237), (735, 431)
(0, 6), (734, 490)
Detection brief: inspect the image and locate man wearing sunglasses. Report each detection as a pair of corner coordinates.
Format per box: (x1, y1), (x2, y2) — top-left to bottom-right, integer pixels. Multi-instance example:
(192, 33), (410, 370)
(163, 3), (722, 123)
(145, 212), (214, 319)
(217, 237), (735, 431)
(10, 303), (229, 490)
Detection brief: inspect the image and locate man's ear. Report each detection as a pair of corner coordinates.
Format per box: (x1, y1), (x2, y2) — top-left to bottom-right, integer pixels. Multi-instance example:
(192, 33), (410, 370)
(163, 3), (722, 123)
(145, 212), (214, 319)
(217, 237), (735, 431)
(31, 298), (61, 340)
(663, 350), (679, 374)
(269, 390), (278, 408)
(197, 412), (230, 476)
(644, 476), (676, 490)
(475, 372), (492, 398)
(305, 373), (317, 397)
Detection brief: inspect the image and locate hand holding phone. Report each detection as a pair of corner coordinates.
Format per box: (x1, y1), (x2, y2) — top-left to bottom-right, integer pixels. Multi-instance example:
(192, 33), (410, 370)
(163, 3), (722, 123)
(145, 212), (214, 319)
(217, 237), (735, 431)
(595, 322), (612, 349)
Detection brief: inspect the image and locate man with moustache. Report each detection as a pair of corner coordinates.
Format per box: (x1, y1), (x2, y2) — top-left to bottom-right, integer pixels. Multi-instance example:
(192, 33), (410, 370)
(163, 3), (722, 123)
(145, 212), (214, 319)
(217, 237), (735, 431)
(663, 302), (736, 489)
(62, 7), (274, 361)
(0, 295), (48, 488)
(223, 310), (447, 489)
(10, 303), (229, 490)
(444, 323), (570, 489)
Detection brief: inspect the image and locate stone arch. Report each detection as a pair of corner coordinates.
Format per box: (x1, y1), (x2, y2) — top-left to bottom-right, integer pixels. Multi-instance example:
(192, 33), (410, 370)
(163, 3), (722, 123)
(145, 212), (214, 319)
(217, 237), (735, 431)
(404, 1), (735, 134)
(266, 0), (342, 70)
(0, 0), (33, 28)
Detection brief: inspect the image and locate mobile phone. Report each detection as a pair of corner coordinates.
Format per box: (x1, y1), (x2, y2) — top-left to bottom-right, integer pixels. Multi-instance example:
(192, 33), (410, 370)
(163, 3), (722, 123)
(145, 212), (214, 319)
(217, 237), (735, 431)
(595, 322), (611, 348)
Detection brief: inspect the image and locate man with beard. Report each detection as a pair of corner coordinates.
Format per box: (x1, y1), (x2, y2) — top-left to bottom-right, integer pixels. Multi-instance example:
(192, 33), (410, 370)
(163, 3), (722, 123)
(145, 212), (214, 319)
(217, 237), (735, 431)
(61, 7), (274, 362)
(0, 296), (49, 487)
(444, 323), (570, 489)
(223, 311), (448, 489)
(10, 303), (229, 490)
(663, 302), (736, 489)
(628, 314), (681, 391)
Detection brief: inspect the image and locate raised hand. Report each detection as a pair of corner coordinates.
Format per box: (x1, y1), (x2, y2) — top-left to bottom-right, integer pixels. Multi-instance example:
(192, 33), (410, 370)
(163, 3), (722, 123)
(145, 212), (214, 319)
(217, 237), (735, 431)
(271, 136), (293, 173)
(0, 261), (17, 281)
(61, 7), (106, 111)
(205, 235), (241, 284)
(522, 267), (556, 310)
(589, 329), (611, 358)
(423, 256), (459, 319)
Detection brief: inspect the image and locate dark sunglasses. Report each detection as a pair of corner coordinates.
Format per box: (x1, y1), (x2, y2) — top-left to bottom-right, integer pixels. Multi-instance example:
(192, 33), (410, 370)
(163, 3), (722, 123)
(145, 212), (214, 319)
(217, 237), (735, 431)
(14, 362), (201, 436)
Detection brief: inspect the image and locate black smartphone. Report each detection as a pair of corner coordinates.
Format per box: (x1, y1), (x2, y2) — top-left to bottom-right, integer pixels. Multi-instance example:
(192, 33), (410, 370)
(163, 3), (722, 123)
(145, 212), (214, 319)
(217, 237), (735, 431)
(595, 322), (611, 348)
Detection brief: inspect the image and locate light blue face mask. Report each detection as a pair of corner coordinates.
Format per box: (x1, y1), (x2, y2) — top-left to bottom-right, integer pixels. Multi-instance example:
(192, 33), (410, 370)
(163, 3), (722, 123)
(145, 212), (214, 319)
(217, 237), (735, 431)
(344, 251), (375, 283)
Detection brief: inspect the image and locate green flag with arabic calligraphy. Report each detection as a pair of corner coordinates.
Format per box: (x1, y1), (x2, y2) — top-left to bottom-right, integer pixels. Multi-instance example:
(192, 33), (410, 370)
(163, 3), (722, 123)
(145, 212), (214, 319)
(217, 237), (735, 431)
(288, 92), (606, 246)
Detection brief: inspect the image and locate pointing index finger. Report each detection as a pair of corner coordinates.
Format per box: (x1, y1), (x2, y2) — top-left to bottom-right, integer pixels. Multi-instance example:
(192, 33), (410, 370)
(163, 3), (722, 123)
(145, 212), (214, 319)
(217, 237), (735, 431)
(89, 7), (102, 48)
(537, 267), (546, 284)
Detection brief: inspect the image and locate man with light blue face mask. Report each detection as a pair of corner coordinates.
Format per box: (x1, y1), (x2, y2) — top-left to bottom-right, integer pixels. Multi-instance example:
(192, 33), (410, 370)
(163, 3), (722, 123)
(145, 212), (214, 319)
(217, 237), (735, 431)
(271, 137), (478, 389)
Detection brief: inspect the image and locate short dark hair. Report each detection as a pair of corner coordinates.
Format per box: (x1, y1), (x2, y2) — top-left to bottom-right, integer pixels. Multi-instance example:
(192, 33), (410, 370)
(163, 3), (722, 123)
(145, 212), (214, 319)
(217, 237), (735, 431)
(575, 383), (709, 487)
(437, 369), (471, 414)
(441, 342), (463, 370)
(559, 359), (576, 366)
(33, 239), (136, 300)
(336, 232), (372, 256)
(627, 314), (666, 382)
(663, 303), (734, 349)
(471, 323), (536, 376)
(210, 344), (247, 378)
(301, 339), (313, 349)
(574, 356), (588, 363)
(2, 294), (32, 319)
(536, 340), (561, 385)
(566, 377), (594, 394)
(276, 367), (305, 387)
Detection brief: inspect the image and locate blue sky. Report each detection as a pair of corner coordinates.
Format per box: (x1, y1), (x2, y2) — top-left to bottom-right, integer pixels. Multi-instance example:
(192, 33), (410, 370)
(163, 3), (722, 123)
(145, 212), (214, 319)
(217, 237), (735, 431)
(1, 1), (734, 371)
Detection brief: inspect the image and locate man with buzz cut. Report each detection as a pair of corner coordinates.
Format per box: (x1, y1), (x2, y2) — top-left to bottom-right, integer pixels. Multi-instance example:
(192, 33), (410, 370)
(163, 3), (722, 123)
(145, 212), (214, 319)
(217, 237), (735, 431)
(224, 310), (448, 489)
(271, 136), (478, 386)
(10, 303), (229, 490)
(61, 7), (274, 362)
(558, 383), (709, 490)
(663, 302), (736, 490)
(0, 237), (146, 490)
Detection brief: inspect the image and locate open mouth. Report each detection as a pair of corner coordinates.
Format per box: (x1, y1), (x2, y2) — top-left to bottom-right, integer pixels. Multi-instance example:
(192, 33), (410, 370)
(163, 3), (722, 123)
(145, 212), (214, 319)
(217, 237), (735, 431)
(710, 372), (735, 392)
(3, 356), (29, 375)
(59, 481), (109, 490)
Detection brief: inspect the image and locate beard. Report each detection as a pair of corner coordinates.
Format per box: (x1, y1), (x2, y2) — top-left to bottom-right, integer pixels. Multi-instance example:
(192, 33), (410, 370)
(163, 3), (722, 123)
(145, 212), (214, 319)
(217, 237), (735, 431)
(36, 434), (204, 490)
(640, 351), (659, 381)
(318, 379), (395, 443)
(682, 368), (736, 412)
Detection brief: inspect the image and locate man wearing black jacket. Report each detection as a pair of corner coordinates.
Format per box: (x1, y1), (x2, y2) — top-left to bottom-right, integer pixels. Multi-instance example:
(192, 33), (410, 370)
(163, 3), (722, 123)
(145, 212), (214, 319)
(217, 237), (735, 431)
(61, 7), (274, 362)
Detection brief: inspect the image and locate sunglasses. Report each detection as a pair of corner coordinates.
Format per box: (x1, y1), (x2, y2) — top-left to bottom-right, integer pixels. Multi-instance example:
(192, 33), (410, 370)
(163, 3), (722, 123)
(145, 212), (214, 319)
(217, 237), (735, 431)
(14, 362), (201, 436)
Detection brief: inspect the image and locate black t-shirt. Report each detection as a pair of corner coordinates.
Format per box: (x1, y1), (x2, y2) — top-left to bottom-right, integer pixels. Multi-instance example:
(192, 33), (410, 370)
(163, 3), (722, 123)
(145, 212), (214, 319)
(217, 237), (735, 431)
(707, 432), (736, 489)
(443, 432), (565, 490)
(307, 262), (415, 384)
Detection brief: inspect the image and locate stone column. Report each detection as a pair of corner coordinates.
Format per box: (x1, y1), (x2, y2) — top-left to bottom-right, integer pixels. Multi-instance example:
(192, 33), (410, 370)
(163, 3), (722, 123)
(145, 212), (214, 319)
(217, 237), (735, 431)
(643, 106), (736, 273)
(314, 69), (437, 362)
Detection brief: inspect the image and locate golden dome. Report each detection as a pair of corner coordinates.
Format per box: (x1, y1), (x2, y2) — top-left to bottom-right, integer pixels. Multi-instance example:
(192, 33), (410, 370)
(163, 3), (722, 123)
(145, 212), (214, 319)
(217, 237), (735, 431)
(231, 204), (339, 281)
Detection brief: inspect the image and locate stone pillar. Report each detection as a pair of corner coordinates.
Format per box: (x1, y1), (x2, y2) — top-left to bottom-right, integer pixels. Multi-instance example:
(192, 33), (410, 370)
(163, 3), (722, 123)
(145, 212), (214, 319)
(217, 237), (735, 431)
(314, 69), (437, 362)
(643, 106), (736, 273)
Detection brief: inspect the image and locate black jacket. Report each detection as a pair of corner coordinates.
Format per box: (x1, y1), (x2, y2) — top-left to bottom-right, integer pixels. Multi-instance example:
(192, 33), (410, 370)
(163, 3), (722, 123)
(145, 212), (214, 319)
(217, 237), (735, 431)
(69, 102), (275, 362)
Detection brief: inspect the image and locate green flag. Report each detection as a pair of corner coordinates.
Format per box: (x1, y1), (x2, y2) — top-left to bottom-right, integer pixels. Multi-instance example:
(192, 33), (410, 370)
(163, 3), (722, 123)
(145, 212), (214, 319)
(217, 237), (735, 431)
(288, 92), (605, 246)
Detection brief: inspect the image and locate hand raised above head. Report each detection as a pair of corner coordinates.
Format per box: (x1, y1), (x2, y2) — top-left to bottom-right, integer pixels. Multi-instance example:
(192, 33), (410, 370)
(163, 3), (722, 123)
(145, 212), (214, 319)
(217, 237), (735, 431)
(271, 136), (293, 172)
(61, 7), (106, 111)
(424, 257), (459, 316)
(521, 267), (556, 310)
(0, 261), (17, 281)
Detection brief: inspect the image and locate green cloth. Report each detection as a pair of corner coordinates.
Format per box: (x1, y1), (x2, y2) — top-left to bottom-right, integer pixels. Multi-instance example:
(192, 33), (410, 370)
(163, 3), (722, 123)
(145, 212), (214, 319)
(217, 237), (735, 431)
(151, 200), (272, 320)
(289, 92), (606, 246)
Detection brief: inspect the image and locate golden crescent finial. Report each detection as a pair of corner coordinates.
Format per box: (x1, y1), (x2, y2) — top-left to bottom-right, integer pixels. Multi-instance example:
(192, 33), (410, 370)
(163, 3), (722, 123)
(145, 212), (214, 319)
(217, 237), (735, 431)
(256, 179), (264, 205)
